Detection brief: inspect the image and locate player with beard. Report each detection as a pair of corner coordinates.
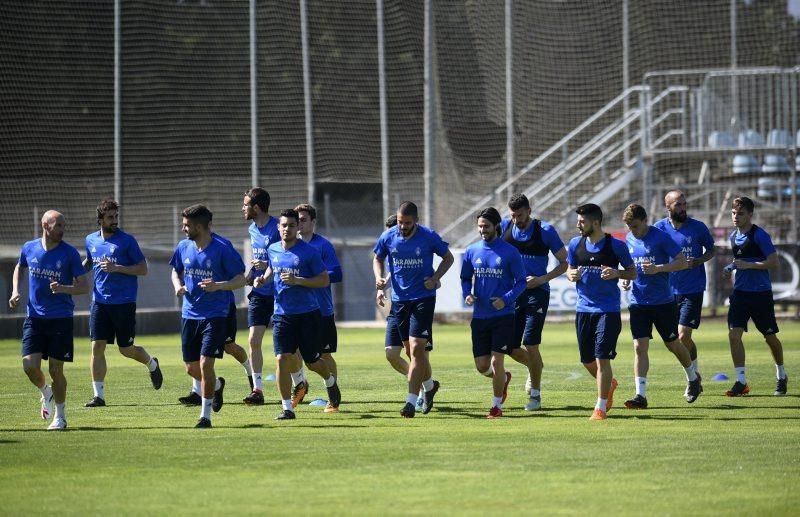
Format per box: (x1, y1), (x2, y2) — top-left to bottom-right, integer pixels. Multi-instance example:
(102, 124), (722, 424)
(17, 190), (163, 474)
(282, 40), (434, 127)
(566, 203), (636, 420)
(83, 199), (162, 407)
(653, 190), (714, 384)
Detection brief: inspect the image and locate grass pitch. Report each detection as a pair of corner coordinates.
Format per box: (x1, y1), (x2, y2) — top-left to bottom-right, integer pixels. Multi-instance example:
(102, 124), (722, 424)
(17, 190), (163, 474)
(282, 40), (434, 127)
(0, 319), (798, 515)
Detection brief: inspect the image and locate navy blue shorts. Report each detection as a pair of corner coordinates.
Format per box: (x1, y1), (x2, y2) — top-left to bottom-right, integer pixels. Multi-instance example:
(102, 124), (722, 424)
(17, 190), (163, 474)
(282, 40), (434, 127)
(514, 288), (550, 346)
(247, 292), (274, 328)
(225, 302), (237, 344)
(273, 310), (322, 364)
(629, 302), (679, 342)
(22, 317), (74, 362)
(728, 290), (779, 335)
(392, 296), (435, 342)
(90, 302), (136, 347)
(385, 310), (433, 351)
(319, 314), (338, 354)
(575, 312), (621, 364)
(181, 317), (227, 363)
(675, 293), (704, 329)
(471, 314), (517, 358)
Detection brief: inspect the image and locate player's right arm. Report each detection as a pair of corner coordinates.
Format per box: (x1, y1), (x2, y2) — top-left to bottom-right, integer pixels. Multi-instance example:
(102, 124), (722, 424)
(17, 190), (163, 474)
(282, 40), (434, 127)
(373, 253), (387, 290)
(171, 269), (186, 297)
(9, 263), (26, 309)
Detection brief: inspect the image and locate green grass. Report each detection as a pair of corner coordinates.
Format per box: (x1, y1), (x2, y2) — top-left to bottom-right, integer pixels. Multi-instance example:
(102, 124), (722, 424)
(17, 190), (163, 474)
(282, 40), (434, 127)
(0, 319), (798, 515)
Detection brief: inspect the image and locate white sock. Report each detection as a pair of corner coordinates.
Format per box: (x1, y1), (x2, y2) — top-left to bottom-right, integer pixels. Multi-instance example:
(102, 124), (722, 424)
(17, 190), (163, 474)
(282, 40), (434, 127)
(200, 398), (212, 420)
(290, 371), (305, 386)
(692, 359), (700, 375)
(422, 378), (434, 392)
(530, 388), (541, 398)
(324, 375), (336, 388)
(253, 373), (263, 391)
(147, 357), (157, 372)
(55, 403), (66, 420)
(776, 364), (786, 380)
(192, 378), (201, 394)
(418, 388), (424, 398)
(214, 378), (222, 391)
(636, 377), (647, 397)
(241, 359), (252, 376)
(595, 398), (608, 412)
(281, 399), (293, 411)
(481, 368), (493, 378)
(684, 364), (698, 382)
(39, 384), (51, 397)
(492, 396), (503, 409)
(406, 393), (418, 405)
(736, 367), (747, 384)
(92, 381), (105, 399)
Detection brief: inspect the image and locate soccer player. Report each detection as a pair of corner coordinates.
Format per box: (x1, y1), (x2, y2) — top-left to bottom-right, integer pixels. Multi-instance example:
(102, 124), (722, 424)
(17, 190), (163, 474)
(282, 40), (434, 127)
(621, 204), (701, 409)
(241, 187), (280, 406)
(723, 196), (788, 396)
(178, 232), (253, 406)
(9, 210), (90, 431)
(83, 199), (163, 407)
(170, 205), (246, 428)
(653, 190), (715, 382)
(566, 203), (635, 421)
(289, 203), (343, 412)
(500, 194), (568, 411)
(377, 214), (438, 412)
(253, 209), (341, 419)
(373, 201), (454, 418)
(462, 208), (527, 418)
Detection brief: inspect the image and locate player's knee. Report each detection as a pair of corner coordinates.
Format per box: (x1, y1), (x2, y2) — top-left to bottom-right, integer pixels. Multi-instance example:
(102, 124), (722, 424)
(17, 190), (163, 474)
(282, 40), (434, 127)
(47, 362), (64, 378)
(91, 341), (107, 355)
(118, 345), (136, 358)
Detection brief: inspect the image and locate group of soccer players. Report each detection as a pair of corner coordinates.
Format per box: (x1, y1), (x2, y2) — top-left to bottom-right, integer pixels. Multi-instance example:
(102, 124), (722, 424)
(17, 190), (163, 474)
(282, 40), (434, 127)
(9, 188), (789, 429)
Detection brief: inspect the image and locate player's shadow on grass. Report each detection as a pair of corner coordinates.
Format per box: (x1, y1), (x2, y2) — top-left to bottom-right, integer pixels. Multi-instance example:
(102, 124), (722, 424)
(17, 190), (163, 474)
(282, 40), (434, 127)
(0, 439), (20, 444)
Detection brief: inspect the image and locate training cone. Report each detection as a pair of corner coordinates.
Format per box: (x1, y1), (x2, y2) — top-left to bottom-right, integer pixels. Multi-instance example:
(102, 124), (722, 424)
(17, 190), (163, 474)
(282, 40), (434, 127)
(712, 373), (729, 381)
(308, 398), (327, 406)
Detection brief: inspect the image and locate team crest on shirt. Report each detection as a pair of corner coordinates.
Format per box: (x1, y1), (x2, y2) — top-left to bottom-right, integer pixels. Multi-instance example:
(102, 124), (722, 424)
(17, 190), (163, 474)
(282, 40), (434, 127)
(686, 237), (692, 244)
(293, 255), (300, 266)
(109, 244), (117, 254)
(206, 260), (212, 269)
(415, 247), (421, 256)
(495, 257), (502, 266)
(589, 256), (595, 262)
(56, 260), (62, 269)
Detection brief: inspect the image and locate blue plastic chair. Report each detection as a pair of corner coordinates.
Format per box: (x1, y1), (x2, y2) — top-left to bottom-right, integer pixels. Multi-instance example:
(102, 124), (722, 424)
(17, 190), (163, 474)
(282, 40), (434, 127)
(733, 129), (763, 174)
(762, 129), (793, 173)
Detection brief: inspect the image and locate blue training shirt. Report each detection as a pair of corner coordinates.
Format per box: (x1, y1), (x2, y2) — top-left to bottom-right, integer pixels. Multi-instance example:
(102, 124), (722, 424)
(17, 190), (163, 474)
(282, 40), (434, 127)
(170, 236), (245, 320)
(567, 235), (633, 313)
(248, 217), (280, 297)
(307, 233), (341, 317)
(212, 233), (240, 307)
(731, 226), (776, 292)
(85, 229), (146, 305)
(268, 239), (326, 316)
(626, 225), (683, 306)
(373, 224), (450, 302)
(461, 237), (527, 319)
(499, 218), (565, 292)
(19, 239), (85, 319)
(653, 217), (714, 295)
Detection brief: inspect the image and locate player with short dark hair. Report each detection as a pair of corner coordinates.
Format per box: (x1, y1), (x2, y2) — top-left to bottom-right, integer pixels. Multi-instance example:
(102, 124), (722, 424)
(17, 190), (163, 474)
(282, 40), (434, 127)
(501, 193), (568, 410)
(653, 190), (715, 388)
(170, 204), (246, 428)
(83, 199), (163, 408)
(723, 196), (788, 396)
(10, 210), (90, 431)
(566, 203), (636, 420)
(462, 207), (527, 418)
(373, 201), (454, 418)
(241, 187), (280, 406)
(621, 204), (700, 409)
(254, 209), (341, 419)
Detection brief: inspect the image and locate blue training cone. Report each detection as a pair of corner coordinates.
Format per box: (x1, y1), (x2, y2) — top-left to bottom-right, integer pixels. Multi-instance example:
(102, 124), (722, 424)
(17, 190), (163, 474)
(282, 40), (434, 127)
(308, 398), (327, 406)
(711, 373), (729, 381)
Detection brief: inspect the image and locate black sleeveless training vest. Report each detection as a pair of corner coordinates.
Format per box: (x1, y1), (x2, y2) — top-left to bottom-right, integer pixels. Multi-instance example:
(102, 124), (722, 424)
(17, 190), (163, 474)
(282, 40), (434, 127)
(502, 219), (549, 256)
(730, 225), (765, 259)
(572, 234), (619, 268)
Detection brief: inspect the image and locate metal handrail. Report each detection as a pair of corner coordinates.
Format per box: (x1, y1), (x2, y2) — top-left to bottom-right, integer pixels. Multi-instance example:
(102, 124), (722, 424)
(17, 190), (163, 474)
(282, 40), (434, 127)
(439, 86), (647, 239)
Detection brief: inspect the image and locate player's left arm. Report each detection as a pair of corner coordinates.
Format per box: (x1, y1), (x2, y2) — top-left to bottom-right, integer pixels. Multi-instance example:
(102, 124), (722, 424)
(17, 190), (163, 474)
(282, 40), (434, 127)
(735, 251), (778, 270)
(287, 270), (329, 288)
(52, 272), (91, 295)
(102, 259), (148, 276)
(426, 250), (454, 290)
(656, 252), (688, 273)
(539, 247), (568, 283)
